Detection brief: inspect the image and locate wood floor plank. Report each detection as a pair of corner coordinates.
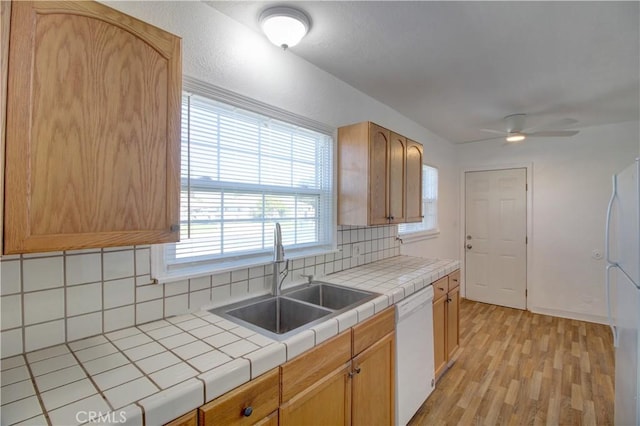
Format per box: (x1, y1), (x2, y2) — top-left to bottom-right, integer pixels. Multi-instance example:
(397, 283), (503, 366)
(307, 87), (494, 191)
(409, 299), (614, 425)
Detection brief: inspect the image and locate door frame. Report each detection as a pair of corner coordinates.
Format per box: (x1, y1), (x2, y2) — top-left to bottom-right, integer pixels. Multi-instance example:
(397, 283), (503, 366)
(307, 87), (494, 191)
(459, 162), (533, 308)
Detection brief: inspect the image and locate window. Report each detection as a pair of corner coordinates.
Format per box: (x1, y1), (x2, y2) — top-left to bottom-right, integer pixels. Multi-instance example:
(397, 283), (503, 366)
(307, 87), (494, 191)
(152, 85), (334, 281)
(398, 165), (438, 237)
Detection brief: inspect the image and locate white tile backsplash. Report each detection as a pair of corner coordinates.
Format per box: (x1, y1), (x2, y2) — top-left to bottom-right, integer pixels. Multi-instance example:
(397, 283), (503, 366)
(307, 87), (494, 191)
(24, 320), (65, 352)
(103, 250), (135, 281)
(1, 330), (24, 358)
(1, 260), (21, 295)
(67, 312), (102, 341)
(104, 305), (135, 333)
(66, 253), (102, 286)
(24, 289), (65, 325)
(104, 277), (135, 309)
(1, 294), (22, 329)
(1, 225), (400, 358)
(22, 257), (63, 292)
(67, 282), (102, 316)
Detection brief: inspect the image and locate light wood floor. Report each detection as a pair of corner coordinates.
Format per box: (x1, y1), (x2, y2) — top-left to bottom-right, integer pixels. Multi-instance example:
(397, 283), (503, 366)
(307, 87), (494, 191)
(409, 299), (615, 426)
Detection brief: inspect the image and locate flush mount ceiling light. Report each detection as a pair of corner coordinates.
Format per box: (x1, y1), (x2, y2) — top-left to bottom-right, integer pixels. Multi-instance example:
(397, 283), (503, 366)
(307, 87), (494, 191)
(506, 132), (526, 142)
(259, 6), (310, 50)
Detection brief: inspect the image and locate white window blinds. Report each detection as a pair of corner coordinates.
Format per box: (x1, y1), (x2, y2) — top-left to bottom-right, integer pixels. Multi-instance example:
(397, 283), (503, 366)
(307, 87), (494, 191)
(155, 91), (334, 280)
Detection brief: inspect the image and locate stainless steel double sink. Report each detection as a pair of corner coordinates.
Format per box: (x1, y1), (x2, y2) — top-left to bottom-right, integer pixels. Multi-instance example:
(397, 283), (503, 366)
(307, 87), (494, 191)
(209, 282), (379, 340)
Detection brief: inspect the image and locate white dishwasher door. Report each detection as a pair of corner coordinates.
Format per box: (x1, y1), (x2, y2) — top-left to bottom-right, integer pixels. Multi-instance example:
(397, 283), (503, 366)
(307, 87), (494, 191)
(395, 285), (435, 426)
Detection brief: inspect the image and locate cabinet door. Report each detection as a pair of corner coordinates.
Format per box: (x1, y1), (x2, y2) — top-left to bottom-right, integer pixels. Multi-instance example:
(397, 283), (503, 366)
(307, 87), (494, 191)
(352, 332), (395, 426)
(433, 295), (447, 379)
(4, 1), (181, 254)
(254, 410), (278, 426)
(405, 140), (424, 223)
(280, 363), (352, 426)
(447, 286), (460, 360)
(369, 123), (391, 225)
(388, 132), (406, 224)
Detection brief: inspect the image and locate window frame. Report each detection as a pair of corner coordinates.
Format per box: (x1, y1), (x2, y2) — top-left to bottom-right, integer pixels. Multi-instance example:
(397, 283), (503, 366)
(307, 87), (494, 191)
(151, 77), (337, 283)
(398, 164), (439, 243)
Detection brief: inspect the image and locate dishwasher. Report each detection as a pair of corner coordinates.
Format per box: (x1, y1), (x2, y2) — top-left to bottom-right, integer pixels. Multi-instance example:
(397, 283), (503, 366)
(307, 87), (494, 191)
(395, 285), (435, 425)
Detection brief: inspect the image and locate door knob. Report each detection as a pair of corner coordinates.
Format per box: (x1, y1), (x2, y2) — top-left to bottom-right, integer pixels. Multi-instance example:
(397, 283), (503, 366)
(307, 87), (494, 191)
(466, 235), (472, 240)
(466, 244), (472, 249)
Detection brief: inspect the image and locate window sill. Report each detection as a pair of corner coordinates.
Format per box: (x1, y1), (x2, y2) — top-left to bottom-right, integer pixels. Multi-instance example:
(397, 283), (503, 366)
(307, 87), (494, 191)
(397, 229), (440, 244)
(151, 245), (340, 284)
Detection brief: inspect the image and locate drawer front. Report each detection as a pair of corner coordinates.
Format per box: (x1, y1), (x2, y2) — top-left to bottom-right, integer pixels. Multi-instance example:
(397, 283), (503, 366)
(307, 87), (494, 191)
(352, 306), (395, 357)
(432, 276), (449, 301)
(199, 368), (279, 426)
(449, 269), (460, 290)
(281, 331), (352, 402)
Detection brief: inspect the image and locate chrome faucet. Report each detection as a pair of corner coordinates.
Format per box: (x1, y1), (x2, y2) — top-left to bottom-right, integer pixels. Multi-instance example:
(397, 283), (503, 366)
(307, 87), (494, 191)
(272, 223), (288, 296)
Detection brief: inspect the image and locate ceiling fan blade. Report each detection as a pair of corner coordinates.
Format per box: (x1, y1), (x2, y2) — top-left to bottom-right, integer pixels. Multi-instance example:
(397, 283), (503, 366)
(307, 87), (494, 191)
(479, 128), (507, 135)
(526, 130), (580, 138)
(522, 118), (579, 133)
(458, 136), (504, 144)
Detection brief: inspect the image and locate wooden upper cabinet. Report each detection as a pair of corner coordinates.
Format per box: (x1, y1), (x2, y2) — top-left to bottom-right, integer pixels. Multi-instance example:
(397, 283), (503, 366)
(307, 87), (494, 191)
(388, 132), (406, 224)
(405, 140), (424, 223)
(3, 1), (181, 254)
(338, 121), (423, 226)
(369, 124), (390, 225)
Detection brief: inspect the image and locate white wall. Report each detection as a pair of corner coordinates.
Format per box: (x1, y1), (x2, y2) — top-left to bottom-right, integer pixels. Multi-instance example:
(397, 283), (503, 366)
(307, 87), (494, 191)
(103, 1), (461, 259)
(456, 120), (639, 323)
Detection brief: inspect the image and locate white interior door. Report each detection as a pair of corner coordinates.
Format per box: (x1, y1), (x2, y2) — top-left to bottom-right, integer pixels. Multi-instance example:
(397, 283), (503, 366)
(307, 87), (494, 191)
(465, 168), (527, 309)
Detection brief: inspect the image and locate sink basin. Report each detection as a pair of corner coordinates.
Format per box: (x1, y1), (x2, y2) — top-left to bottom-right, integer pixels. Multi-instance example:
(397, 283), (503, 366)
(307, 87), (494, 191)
(209, 282), (380, 340)
(285, 282), (377, 310)
(224, 297), (332, 335)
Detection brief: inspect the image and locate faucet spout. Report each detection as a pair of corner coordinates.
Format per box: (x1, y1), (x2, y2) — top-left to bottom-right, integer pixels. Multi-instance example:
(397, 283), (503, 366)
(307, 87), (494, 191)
(274, 223), (285, 263)
(272, 223), (288, 296)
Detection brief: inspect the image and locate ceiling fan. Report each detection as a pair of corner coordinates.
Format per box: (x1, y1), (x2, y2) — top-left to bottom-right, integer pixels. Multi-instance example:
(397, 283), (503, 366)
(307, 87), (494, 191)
(463, 114), (580, 144)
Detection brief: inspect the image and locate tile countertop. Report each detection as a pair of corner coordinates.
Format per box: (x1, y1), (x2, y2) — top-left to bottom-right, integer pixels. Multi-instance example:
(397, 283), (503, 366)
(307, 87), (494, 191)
(0, 255), (459, 426)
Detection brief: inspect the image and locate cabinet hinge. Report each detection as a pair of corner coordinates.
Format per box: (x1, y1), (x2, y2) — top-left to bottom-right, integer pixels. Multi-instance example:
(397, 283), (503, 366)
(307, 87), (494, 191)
(526, 183), (528, 191)
(525, 289), (528, 297)
(525, 236), (528, 244)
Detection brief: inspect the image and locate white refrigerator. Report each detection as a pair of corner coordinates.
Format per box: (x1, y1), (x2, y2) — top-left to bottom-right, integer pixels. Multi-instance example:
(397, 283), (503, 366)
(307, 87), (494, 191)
(606, 158), (640, 426)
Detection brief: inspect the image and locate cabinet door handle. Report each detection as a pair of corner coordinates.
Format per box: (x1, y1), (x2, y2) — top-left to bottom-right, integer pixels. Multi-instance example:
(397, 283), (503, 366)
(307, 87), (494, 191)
(438, 287), (444, 291)
(242, 407), (253, 417)
(348, 371), (355, 378)
(355, 367), (361, 374)
(447, 298), (452, 303)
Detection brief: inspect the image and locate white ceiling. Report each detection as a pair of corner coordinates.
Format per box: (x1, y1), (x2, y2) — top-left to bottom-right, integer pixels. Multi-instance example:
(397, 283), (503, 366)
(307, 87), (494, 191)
(207, 1), (639, 143)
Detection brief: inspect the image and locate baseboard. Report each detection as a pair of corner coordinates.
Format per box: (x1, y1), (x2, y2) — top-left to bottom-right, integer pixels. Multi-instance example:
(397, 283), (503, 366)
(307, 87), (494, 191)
(528, 305), (608, 325)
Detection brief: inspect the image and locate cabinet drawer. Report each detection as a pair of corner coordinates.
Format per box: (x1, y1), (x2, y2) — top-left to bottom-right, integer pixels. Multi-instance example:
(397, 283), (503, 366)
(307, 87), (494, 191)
(281, 331), (351, 402)
(449, 270), (460, 290)
(199, 368), (279, 426)
(432, 276), (449, 302)
(165, 410), (197, 426)
(352, 306), (395, 357)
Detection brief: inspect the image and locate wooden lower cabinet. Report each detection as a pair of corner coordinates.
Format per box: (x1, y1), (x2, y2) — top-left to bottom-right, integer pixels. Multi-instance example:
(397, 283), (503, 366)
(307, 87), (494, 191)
(254, 410), (278, 426)
(171, 309), (396, 426)
(164, 410), (197, 426)
(447, 285), (460, 360)
(433, 288), (448, 378)
(433, 270), (461, 381)
(280, 363), (352, 426)
(281, 308), (396, 426)
(199, 368), (279, 426)
(352, 332), (395, 426)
